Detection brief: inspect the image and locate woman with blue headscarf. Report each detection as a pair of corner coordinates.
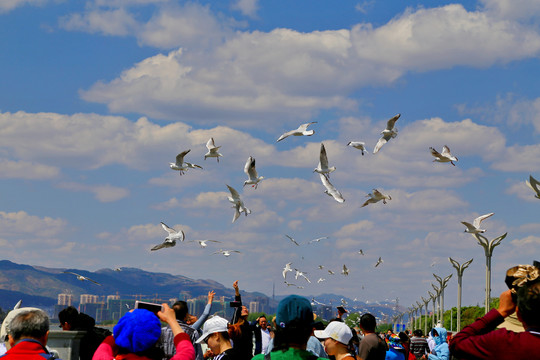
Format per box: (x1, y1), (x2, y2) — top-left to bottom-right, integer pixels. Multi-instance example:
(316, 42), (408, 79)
(421, 328), (449, 360)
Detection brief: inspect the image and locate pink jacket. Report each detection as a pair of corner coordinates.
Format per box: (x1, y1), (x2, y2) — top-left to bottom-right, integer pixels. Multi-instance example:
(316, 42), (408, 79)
(92, 333), (195, 360)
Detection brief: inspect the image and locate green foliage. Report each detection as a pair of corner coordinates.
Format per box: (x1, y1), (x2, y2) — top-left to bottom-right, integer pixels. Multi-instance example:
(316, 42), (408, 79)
(344, 312), (360, 328)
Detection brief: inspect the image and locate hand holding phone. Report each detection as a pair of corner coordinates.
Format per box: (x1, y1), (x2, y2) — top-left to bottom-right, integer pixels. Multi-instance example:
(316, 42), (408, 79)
(134, 301), (163, 315)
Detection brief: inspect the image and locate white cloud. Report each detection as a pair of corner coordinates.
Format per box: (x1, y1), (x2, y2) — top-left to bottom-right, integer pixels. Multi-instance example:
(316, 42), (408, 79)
(480, 0), (540, 20)
(0, 211), (67, 240)
(232, 0), (258, 17)
(79, 4), (540, 123)
(151, 197), (181, 210)
(57, 182), (130, 202)
(60, 7), (138, 36)
(511, 235), (540, 246)
(0, 159), (60, 179)
(0, 0), (49, 13)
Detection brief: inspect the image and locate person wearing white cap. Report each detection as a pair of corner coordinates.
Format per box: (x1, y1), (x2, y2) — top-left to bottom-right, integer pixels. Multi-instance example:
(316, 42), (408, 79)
(195, 316), (238, 360)
(314, 321), (355, 360)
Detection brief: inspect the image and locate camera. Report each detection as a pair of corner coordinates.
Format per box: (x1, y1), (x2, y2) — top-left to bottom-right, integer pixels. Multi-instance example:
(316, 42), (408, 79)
(229, 301), (242, 307)
(134, 301), (163, 315)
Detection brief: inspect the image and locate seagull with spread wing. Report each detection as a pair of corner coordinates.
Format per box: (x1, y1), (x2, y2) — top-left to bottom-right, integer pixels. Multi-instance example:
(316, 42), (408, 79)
(342, 264), (349, 276)
(277, 122), (317, 142)
(461, 213), (494, 234)
(243, 156), (264, 189)
(307, 236), (329, 245)
(361, 189), (391, 207)
(204, 138), (223, 162)
(430, 145), (458, 166)
(283, 262), (293, 280)
(226, 185), (251, 223)
(151, 222), (185, 251)
(314, 143), (336, 178)
(526, 175), (540, 199)
(63, 271), (102, 286)
(212, 249), (241, 257)
(295, 269), (311, 283)
(375, 257), (383, 268)
(170, 149), (203, 175)
(373, 114), (400, 154)
(347, 141), (367, 155)
(189, 240), (221, 248)
(319, 173), (345, 203)
(285, 234), (300, 246)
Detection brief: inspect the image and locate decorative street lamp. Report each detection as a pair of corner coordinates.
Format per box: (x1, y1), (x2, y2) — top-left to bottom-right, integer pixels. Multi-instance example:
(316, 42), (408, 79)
(449, 257), (473, 331)
(421, 296), (430, 336)
(433, 273), (453, 325)
(473, 232), (507, 313)
(416, 301), (423, 330)
(431, 284), (440, 323)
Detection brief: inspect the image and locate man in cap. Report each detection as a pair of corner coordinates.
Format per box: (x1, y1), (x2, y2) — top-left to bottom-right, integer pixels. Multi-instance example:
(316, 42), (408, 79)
(252, 294), (326, 360)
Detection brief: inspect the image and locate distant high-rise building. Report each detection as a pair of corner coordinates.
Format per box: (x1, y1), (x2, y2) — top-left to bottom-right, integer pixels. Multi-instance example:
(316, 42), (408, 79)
(80, 294), (99, 304)
(58, 293), (73, 306)
(249, 301), (259, 314)
(107, 295), (120, 301)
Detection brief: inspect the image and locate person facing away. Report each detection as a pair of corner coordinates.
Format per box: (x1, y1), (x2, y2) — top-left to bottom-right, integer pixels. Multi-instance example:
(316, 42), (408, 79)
(195, 316), (238, 360)
(92, 305), (194, 360)
(357, 313), (387, 360)
(0, 308), (58, 360)
(409, 330), (428, 360)
(159, 301), (203, 360)
(384, 334), (405, 360)
(449, 280), (540, 360)
(314, 321), (355, 360)
(421, 328), (448, 360)
(252, 294), (327, 360)
(229, 280), (253, 360)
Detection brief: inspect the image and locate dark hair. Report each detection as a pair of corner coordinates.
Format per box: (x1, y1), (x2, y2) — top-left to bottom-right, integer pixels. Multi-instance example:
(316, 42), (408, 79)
(58, 306), (78, 326)
(117, 345), (164, 360)
(172, 301), (189, 321)
(272, 319), (312, 352)
(398, 331), (409, 344)
(517, 281), (540, 327)
(413, 329), (423, 337)
(359, 313), (376, 332)
(9, 309), (49, 341)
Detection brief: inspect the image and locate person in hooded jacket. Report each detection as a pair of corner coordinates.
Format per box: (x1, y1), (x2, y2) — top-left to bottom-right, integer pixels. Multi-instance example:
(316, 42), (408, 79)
(420, 328), (448, 360)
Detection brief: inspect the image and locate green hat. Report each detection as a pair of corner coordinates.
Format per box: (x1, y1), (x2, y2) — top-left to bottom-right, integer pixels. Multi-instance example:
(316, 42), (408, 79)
(276, 295), (313, 328)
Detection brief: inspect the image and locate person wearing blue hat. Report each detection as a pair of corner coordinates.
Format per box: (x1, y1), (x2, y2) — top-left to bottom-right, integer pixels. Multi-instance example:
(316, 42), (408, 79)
(92, 304), (195, 360)
(252, 294), (326, 360)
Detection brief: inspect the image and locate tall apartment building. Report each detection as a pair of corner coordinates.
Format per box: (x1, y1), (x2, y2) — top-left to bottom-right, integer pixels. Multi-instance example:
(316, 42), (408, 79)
(58, 293), (73, 306)
(80, 294), (99, 304)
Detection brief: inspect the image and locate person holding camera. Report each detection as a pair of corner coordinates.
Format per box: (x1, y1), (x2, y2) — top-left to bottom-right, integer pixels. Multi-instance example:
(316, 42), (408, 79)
(449, 263), (540, 360)
(229, 280), (253, 360)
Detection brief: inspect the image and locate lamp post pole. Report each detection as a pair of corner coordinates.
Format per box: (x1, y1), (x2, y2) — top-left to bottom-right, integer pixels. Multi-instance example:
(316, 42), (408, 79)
(428, 290), (436, 329)
(449, 257), (473, 331)
(473, 233), (507, 314)
(431, 284), (440, 324)
(416, 301), (423, 330)
(433, 274), (453, 326)
(422, 296), (430, 336)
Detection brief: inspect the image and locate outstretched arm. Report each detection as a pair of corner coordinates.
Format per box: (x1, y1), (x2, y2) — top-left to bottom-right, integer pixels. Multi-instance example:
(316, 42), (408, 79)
(192, 290), (215, 330)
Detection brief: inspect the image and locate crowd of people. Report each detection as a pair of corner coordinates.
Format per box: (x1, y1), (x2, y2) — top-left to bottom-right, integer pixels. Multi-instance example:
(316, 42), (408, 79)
(1, 263), (539, 360)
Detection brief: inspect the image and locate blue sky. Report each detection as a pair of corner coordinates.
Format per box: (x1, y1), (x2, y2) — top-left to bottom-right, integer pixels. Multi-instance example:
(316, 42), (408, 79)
(1, 0), (540, 313)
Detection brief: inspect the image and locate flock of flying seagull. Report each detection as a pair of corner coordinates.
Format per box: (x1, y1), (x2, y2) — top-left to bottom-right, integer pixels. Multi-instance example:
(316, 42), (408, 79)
(61, 114), (540, 288)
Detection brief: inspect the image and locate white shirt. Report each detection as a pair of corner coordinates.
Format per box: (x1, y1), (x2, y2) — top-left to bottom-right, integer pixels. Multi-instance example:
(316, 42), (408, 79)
(261, 327), (271, 354)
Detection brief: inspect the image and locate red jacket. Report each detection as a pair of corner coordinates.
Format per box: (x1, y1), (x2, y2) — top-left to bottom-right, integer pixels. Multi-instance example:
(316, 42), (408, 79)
(449, 309), (540, 360)
(92, 333), (194, 360)
(0, 339), (55, 360)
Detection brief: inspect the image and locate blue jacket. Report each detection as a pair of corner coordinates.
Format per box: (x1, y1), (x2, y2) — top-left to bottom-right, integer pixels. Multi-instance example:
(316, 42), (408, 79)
(428, 327), (449, 360)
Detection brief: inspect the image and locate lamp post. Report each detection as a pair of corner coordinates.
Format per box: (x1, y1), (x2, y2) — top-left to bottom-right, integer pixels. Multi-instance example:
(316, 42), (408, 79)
(422, 296), (430, 336)
(449, 257), (473, 331)
(433, 273), (453, 325)
(431, 284), (440, 324)
(416, 301), (423, 330)
(473, 232), (507, 313)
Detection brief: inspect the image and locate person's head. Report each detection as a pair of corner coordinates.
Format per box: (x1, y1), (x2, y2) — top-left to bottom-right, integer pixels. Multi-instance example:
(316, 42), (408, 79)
(517, 281), (540, 328)
(273, 295), (314, 351)
(172, 301), (190, 322)
(241, 305), (249, 318)
(196, 316), (231, 355)
(7, 309), (50, 348)
(359, 313), (377, 333)
(314, 321), (353, 356)
(58, 306), (79, 331)
(398, 331), (409, 344)
(258, 315), (268, 330)
(113, 309), (162, 356)
(430, 327), (447, 345)
(413, 329), (423, 337)
(387, 334), (404, 352)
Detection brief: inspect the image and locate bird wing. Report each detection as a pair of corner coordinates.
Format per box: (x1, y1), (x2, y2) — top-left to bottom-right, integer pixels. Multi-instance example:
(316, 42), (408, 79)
(430, 147), (442, 158)
(461, 221), (476, 232)
(298, 122), (316, 132)
(441, 145), (452, 157)
(319, 174), (344, 202)
(473, 213), (494, 228)
(319, 143), (329, 168)
(161, 222), (176, 235)
(86, 277), (102, 286)
(372, 189), (384, 199)
(277, 130), (294, 142)
(151, 242), (167, 251)
(232, 204), (241, 223)
(285, 234), (299, 246)
(373, 136), (387, 154)
(244, 156), (258, 179)
(386, 114), (400, 130)
(206, 138), (216, 150)
(175, 150), (190, 165)
(226, 185), (240, 200)
(527, 175), (540, 195)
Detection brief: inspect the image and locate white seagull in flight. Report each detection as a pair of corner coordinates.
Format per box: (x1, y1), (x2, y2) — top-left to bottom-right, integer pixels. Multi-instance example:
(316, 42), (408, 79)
(226, 185), (251, 223)
(461, 213), (494, 234)
(314, 143), (336, 178)
(373, 114), (400, 154)
(277, 122), (317, 142)
(212, 249), (241, 257)
(285, 234), (300, 246)
(243, 156), (264, 189)
(152, 222), (185, 251)
(347, 141), (367, 155)
(283, 262), (293, 280)
(204, 138), (223, 162)
(319, 173), (345, 203)
(170, 149), (203, 175)
(307, 236), (329, 245)
(189, 240), (221, 248)
(430, 145), (458, 166)
(375, 257), (383, 267)
(342, 264), (349, 276)
(361, 189), (391, 207)
(294, 269), (311, 283)
(526, 175), (540, 199)
(63, 271), (102, 286)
